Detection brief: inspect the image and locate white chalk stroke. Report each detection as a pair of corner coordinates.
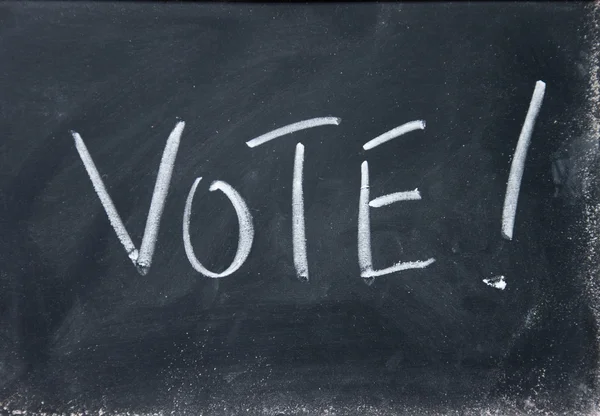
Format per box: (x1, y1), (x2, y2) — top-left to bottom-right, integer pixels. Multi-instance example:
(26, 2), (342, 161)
(483, 275), (507, 290)
(245, 117), (341, 148)
(502, 81), (546, 240)
(358, 161), (435, 280)
(246, 118), (342, 281)
(71, 120), (185, 275)
(183, 178), (254, 278)
(293, 143), (309, 281)
(362, 120), (425, 151)
(369, 189), (421, 208)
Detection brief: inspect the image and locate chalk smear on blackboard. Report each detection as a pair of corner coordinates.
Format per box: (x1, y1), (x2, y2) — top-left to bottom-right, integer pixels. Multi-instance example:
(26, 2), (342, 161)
(292, 143), (309, 281)
(358, 161), (435, 280)
(183, 178), (254, 278)
(71, 120), (185, 275)
(483, 275), (507, 290)
(245, 116), (341, 148)
(501, 81), (546, 240)
(362, 120), (426, 151)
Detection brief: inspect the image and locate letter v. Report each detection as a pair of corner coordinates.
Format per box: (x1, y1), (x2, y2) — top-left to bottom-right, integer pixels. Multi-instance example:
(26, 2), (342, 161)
(70, 120), (185, 275)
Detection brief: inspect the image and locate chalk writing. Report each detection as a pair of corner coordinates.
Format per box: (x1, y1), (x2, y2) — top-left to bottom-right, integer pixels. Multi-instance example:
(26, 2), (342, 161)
(245, 117), (341, 148)
(358, 161), (436, 284)
(71, 120), (185, 276)
(245, 118), (342, 281)
(183, 178), (255, 278)
(70, 81), (545, 283)
(363, 120), (426, 151)
(502, 81), (546, 240)
(293, 143), (309, 281)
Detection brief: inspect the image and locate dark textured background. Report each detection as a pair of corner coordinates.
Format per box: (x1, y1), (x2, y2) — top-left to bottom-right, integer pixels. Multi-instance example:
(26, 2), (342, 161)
(0, 2), (597, 415)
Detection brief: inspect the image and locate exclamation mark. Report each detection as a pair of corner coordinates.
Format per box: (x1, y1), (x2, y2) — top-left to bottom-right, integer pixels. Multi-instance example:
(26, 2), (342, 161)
(501, 80), (546, 240)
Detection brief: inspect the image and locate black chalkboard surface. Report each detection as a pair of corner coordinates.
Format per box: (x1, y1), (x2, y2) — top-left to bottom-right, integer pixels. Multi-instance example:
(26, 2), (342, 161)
(1, 2), (599, 415)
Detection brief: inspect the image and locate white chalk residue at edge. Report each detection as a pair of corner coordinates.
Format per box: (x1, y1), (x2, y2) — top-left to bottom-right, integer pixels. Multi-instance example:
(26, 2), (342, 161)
(71, 120), (185, 276)
(183, 178), (254, 278)
(293, 143), (309, 280)
(358, 161), (435, 280)
(362, 120), (426, 151)
(483, 275), (507, 290)
(501, 81), (546, 240)
(245, 117), (341, 148)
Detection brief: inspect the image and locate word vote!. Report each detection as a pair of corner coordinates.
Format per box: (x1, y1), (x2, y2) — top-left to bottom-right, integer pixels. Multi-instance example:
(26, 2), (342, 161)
(71, 81), (545, 283)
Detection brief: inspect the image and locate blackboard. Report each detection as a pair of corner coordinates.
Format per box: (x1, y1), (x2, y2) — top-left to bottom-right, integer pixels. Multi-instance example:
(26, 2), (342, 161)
(1, 2), (599, 415)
